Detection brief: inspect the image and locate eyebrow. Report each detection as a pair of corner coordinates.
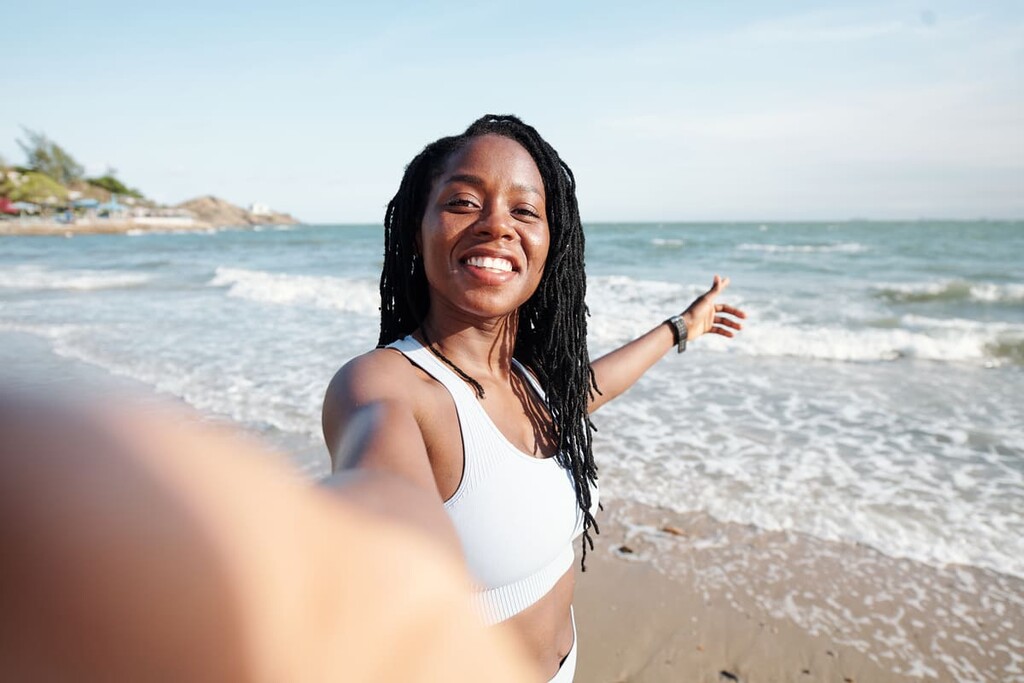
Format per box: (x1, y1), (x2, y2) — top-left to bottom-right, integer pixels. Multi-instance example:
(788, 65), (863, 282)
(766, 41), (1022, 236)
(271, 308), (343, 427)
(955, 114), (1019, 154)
(443, 173), (543, 198)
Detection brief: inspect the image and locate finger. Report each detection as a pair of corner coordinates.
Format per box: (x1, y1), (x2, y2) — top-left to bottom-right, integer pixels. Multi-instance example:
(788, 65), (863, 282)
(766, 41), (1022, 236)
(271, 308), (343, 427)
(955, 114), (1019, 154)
(710, 326), (735, 338)
(715, 317), (743, 331)
(716, 304), (747, 319)
(707, 275), (729, 297)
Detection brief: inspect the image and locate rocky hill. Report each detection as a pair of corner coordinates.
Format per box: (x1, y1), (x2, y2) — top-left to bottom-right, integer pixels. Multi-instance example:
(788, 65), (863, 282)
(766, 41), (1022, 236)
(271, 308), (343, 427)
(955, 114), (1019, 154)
(176, 196), (300, 227)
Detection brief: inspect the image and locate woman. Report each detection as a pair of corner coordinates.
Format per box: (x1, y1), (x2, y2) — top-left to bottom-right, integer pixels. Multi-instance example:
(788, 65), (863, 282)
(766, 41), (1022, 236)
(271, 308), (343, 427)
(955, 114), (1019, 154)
(323, 114), (745, 681)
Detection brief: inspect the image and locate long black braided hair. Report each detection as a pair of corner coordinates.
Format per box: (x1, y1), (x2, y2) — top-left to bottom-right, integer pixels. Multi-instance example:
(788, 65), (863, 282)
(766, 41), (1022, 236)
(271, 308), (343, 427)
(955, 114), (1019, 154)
(378, 114), (601, 568)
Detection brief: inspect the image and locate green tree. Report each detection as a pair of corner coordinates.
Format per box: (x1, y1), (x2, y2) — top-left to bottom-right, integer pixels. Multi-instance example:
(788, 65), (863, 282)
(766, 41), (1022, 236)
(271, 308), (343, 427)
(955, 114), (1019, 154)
(86, 172), (144, 199)
(0, 171), (69, 204)
(16, 128), (85, 185)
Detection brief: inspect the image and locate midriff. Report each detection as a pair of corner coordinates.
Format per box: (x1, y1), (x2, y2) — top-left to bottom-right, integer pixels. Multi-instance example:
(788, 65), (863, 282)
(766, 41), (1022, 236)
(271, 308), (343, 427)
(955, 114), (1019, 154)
(496, 568), (576, 681)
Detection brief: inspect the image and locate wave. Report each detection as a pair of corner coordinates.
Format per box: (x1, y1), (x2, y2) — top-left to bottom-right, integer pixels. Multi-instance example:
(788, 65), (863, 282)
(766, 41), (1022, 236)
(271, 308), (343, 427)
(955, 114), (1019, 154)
(537, 273), (1024, 367)
(650, 238), (684, 248)
(986, 338), (1024, 365)
(251, 225), (296, 232)
(209, 267), (379, 316)
(876, 280), (1024, 304)
(586, 275), (713, 350)
(723, 320), (1024, 366)
(738, 242), (868, 254)
(583, 275), (1023, 366)
(0, 265), (153, 291)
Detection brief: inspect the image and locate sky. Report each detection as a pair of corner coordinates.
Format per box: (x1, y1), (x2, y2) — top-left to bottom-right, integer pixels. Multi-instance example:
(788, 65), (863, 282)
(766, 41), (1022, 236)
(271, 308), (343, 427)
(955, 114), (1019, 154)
(2, 0), (1022, 223)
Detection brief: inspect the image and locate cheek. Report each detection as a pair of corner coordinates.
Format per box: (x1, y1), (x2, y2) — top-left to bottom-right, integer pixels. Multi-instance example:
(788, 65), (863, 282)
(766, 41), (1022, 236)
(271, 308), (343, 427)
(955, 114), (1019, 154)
(528, 228), (551, 268)
(418, 227), (457, 283)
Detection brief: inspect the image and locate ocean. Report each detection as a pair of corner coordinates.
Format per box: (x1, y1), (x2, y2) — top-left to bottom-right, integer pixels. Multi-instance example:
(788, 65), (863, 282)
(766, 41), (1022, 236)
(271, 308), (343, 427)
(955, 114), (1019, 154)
(2, 221), (1022, 676)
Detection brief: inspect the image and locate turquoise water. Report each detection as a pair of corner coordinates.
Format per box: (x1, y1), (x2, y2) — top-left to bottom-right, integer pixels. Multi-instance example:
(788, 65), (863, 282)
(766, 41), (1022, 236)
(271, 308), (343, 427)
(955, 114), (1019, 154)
(1, 221), (1022, 582)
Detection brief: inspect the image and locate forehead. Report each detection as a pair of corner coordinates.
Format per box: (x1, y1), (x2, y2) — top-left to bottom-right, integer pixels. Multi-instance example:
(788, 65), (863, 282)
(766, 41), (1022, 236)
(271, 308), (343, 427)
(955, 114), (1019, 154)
(439, 135), (544, 196)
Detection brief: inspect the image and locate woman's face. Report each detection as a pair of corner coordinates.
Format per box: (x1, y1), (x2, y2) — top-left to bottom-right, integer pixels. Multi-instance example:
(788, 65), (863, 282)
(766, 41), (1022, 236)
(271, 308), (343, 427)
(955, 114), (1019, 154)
(418, 134), (550, 325)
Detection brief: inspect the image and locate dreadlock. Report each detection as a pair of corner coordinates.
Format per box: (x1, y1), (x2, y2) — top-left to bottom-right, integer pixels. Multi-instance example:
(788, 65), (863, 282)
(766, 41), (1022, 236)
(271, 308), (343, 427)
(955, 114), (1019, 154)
(378, 114), (602, 568)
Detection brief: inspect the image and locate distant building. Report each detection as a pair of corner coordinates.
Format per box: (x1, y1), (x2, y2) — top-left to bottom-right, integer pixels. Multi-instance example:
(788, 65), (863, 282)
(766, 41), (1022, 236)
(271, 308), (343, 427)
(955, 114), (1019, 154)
(249, 202), (271, 216)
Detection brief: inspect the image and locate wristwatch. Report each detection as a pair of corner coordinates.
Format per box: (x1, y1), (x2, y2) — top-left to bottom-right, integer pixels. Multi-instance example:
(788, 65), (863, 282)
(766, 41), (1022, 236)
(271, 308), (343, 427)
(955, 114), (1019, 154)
(666, 315), (688, 354)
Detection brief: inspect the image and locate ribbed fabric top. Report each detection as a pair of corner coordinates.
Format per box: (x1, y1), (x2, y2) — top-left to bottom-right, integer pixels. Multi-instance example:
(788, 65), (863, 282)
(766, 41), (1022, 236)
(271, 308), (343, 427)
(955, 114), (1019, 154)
(387, 335), (596, 624)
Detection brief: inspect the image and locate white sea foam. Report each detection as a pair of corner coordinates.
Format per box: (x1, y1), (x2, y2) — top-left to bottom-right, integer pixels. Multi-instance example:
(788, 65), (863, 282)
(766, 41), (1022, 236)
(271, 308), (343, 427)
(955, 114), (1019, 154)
(729, 321), (1022, 365)
(251, 224), (296, 232)
(650, 238), (685, 247)
(3, 320), (338, 465)
(209, 267), (379, 316)
(0, 265), (153, 291)
(900, 314), (1021, 332)
(584, 273), (1022, 365)
(6, 222), (1022, 585)
(876, 280), (1024, 304)
(586, 275), (706, 349)
(738, 242), (868, 254)
(594, 358), (1024, 579)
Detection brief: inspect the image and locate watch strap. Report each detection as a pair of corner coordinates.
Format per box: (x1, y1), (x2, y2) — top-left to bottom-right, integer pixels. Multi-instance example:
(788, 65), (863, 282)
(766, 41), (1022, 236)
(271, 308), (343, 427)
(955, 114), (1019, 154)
(666, 315), (688, 354)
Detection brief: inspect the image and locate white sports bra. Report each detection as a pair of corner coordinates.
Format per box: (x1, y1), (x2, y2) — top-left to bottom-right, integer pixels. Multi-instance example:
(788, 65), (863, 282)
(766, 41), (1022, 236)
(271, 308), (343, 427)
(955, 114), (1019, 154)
(388, 336), (598, 624)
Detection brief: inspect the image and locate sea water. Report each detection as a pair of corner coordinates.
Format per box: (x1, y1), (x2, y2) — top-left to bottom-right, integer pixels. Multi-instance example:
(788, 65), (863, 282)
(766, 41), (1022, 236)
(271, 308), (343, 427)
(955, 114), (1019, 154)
(2, 221), (1022, 586)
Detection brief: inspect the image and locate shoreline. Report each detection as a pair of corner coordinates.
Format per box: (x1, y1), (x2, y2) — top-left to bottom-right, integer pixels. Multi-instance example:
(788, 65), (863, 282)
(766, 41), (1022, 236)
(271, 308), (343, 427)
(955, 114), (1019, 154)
(576, 498), (1024, 682)
(575, 531), (898, 683)
(0, 218), (281, 236)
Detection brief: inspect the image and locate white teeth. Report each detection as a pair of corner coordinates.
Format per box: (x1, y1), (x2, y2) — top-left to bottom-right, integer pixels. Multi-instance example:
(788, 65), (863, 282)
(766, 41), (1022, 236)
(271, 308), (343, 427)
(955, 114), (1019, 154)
(465, 256), (513, 272)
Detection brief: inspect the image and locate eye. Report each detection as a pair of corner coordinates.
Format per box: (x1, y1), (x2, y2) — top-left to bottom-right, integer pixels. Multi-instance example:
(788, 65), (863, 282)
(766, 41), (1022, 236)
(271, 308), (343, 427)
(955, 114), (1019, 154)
(445, 196), (479, 210)
(513, 206), (541, 219)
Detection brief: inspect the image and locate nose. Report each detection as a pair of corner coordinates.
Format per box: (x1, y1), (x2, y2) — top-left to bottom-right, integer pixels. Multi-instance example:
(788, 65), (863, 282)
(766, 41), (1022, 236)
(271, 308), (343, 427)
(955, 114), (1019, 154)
(472, 205), (516, 242)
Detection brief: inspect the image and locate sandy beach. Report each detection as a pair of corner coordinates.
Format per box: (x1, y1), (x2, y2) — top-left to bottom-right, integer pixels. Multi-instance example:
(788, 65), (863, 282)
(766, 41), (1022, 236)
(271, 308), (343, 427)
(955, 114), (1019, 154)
(0, 218), (216, 236)
(0, 197), (300, 236)
(574, 499), (1023, 682)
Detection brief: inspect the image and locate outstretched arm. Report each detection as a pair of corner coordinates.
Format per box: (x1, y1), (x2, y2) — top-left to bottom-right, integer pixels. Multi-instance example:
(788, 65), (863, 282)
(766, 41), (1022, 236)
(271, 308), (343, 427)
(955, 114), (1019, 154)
(589, 275), (746, 413)
(322, 351), (459, 553)
(0, 393), (538, 682)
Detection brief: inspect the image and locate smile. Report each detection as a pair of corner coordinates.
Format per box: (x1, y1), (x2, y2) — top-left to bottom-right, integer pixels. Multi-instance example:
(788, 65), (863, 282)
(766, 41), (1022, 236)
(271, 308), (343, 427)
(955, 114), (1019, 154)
(464, 256), (514, 273)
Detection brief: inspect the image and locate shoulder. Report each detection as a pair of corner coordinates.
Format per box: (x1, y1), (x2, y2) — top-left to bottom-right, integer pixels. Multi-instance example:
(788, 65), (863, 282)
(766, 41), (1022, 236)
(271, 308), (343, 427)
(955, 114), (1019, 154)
(323, 346), (444, 448)
(326, 347), (423, 407)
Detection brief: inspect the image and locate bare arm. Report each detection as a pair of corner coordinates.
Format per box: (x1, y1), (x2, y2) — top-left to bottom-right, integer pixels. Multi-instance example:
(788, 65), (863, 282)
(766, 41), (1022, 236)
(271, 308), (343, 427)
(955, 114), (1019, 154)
(0, 393), (536, 682)
(589, 275), (746, 413)
(323, 351), (435, 483)
(322, 399), (461, 555)
(321, 351), (460, 552)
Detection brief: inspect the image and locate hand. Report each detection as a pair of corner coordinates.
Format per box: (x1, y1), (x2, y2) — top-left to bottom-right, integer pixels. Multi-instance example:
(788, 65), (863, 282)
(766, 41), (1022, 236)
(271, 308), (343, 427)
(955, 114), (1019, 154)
(680, 275), (746, 341)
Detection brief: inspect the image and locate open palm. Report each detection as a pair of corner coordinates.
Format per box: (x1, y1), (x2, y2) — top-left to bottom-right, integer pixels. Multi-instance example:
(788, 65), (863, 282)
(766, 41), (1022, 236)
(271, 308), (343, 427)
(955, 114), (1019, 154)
(681, 275), (746, 340)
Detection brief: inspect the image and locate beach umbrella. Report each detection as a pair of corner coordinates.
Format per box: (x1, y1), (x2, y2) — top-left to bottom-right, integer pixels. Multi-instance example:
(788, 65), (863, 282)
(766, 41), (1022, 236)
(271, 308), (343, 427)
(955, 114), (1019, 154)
(72, 198), (100, 209)
(97, 200), (127, 212)
(11, 201), (40, 213)
(0, 197), (18, 215)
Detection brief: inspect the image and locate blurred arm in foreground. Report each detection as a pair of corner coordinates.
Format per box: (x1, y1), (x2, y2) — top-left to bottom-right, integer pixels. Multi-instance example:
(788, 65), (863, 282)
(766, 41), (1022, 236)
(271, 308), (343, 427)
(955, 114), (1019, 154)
(0, 392), (537, 682)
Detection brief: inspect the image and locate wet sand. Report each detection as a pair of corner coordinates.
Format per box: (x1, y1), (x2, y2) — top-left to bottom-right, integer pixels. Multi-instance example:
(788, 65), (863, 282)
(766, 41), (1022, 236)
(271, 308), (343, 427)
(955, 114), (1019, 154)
(574, 499), (1024, 682)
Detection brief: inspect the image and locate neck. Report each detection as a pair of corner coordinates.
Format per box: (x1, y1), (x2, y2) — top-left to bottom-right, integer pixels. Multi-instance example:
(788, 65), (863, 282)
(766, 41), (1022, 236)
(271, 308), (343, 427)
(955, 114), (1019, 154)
(419, 313), (518, 382)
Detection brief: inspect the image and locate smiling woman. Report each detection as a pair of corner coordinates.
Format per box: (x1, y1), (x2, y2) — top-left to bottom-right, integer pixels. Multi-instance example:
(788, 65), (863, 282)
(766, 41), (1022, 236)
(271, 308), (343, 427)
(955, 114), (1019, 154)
(322, 114), (745, 682)
(417, 135), (551, 327)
